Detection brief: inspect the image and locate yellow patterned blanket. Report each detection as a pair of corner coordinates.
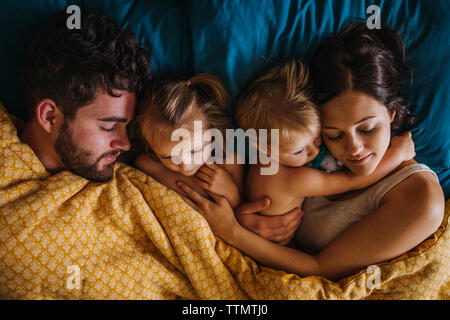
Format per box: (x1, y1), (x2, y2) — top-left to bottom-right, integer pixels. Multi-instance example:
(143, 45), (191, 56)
(0, 103), (448, 299)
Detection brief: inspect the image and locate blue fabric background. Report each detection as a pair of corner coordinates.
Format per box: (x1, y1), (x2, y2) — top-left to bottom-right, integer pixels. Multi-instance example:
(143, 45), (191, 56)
(0, 0), (448, 198)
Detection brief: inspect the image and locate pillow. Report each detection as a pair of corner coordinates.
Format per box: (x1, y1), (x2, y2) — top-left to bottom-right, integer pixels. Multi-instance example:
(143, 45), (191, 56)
(186, 0), (450, 198)
(0, 0), (187, 119)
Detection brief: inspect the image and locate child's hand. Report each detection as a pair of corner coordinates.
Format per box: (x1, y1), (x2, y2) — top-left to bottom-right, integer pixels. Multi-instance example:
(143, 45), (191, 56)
(194, 163), (241, 207)
(389, 131), (416, 161)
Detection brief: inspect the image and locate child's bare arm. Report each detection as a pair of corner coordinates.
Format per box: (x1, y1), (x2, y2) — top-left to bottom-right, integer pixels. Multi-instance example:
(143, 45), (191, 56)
(285, 131), (415, 197)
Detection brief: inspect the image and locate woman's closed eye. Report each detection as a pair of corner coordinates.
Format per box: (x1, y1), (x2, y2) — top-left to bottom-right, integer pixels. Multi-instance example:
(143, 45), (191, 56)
(359, 127), (376, 134)
(325, 127), (377, 141)
(325, 134), (341, 141)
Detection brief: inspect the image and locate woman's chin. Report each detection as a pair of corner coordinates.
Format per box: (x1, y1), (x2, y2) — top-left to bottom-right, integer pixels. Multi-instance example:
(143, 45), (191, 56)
(347, 162), (378, 176)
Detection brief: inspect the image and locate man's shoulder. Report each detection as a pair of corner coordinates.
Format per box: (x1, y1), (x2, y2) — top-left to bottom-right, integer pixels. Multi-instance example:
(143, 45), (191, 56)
(0, 102), (22, 145)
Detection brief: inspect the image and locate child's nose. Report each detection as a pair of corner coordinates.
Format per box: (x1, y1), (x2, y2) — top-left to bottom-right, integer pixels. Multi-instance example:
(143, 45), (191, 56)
(307, 145), (319, 158)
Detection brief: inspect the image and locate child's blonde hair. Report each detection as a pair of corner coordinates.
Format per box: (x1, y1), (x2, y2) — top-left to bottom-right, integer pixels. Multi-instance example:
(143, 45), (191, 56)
(235, 58), (320, 144)
(136, 73), (232, 152)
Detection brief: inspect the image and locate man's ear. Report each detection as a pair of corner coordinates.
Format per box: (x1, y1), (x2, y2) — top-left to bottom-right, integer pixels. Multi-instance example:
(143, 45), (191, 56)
(35, 99), (63, 134)
(389, 109), (397, 123)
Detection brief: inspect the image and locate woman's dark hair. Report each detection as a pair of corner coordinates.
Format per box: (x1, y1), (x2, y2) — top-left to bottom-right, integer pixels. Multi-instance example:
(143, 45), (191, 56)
(23, 10), (151, 121)
(310, 22), (415, 131)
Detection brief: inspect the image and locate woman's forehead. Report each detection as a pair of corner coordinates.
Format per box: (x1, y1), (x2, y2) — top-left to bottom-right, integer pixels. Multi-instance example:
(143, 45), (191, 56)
(320, 91), (388, 126)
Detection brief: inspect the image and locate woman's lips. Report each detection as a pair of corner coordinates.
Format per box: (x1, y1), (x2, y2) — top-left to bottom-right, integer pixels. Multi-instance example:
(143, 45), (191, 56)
(347, 153), (373, 165)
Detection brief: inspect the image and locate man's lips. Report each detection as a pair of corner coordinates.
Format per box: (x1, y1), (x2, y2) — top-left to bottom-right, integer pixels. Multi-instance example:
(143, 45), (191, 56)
(101, 151), (120, 163)
(347, 153), (373, 165)
(103, 155), (118, 163)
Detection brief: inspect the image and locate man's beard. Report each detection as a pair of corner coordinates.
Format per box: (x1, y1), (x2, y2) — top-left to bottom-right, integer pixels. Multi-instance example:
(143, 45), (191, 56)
(54, 121), (119, 182)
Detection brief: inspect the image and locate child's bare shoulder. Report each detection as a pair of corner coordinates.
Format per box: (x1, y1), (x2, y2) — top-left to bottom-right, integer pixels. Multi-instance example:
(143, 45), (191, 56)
(246, 164), (305, 215)
(246, 164), (288, 196)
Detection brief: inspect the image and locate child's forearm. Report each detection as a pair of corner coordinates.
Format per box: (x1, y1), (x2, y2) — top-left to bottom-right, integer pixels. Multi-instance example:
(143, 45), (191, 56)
(227, 224), (320, 276)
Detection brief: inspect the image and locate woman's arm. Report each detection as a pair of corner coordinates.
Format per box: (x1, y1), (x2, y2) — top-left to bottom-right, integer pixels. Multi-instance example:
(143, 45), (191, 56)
(176, 181), (320, 275)
(177, 170), (444, 281)
(315, 170), (445, 280)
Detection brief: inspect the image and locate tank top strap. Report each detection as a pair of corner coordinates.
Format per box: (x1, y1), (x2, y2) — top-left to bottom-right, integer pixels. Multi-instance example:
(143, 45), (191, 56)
(368, 163), (438, 208)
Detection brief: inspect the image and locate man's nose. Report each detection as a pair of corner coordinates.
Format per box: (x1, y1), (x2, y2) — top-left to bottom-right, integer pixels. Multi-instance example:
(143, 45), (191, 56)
(110, 128), (130, 152)
(346, 135), (364, 156)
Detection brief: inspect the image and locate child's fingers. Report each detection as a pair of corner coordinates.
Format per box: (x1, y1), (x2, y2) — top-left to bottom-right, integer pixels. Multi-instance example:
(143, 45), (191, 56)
(199, 165), (214, 176)
(194, 176), (210, 190)
(205, 163), (221, 171)
(398, 131), (411, 137)
(195, 171), (211, 183)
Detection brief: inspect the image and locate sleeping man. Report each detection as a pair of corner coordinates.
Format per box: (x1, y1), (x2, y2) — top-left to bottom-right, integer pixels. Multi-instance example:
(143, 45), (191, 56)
(19, 12), (149, 182)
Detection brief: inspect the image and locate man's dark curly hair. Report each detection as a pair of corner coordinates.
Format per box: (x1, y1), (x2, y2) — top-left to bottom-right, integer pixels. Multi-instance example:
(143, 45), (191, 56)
(23, 10), (151, 121)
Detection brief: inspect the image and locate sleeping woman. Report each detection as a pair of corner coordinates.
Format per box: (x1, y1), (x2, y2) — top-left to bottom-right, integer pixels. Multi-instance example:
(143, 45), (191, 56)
(175, 22), (445, 281)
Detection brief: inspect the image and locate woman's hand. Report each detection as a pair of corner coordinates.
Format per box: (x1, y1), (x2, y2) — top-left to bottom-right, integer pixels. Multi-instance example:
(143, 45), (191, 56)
(176, 180), (239, 241)
(235, 197), (304, 245)
(194, 163), (242, 208)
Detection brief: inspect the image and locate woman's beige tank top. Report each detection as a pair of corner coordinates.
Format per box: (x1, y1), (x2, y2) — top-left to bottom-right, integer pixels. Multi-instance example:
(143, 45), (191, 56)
(295, 163), (438, 254)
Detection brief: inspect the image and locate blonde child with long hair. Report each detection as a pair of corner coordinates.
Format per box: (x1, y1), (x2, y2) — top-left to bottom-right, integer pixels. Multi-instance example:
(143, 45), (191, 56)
(135, 73), (244, 208)
(235, 58), (415, 216)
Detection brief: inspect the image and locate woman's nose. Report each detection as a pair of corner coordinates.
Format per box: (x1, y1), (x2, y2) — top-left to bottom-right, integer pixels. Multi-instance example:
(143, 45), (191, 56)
(346, 135), (364, 156)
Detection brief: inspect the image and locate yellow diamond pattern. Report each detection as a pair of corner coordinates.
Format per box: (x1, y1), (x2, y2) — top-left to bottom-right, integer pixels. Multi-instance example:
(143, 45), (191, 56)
(0, 102), (448, 299)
